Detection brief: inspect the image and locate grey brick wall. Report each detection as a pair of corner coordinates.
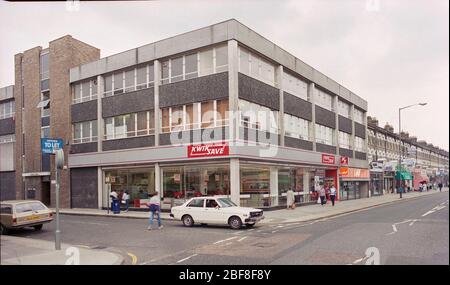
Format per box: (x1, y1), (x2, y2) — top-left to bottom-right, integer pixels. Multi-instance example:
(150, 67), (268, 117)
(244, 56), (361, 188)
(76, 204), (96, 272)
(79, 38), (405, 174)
(0, 171), (16, 200)
(71, 100), (98, 123)
(102, 87), (154, 118)
(354, 122), (366, 138)
(0, 118), (15, 135)
(315, 106), (336, 129)
(316, 143), (337, 154)
(70, 142), (98, 154)
(284, 136), (313, 151)
(102, 135), (155, 151)
(339, 147), (353, 158)
(338, 115), (352, 134)
(355, 151), (367, 160)
(70, 167), (98, 208)
(238, 73), (280, 110)
(159, 72), (228, 108)
(283, 92), (312, 121)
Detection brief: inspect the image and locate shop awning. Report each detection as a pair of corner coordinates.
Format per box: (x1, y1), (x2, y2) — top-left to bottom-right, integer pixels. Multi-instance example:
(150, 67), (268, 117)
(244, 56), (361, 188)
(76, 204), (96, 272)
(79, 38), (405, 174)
(395, 171), (413, 180)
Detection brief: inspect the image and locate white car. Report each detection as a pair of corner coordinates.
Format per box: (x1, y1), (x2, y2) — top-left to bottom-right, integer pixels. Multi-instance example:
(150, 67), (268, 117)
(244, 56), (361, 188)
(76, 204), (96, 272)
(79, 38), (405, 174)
(170, 196), (264, 229)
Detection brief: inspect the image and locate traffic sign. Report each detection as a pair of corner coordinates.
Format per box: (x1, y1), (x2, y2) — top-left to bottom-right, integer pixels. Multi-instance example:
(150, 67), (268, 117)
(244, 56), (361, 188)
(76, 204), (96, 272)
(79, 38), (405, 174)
(41, 138), (63, 154)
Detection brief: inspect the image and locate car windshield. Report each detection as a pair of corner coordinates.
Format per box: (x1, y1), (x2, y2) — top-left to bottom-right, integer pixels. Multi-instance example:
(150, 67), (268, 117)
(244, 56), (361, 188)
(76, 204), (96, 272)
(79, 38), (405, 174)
(217, 198), (237, 208)
(15, 202), (46, 213)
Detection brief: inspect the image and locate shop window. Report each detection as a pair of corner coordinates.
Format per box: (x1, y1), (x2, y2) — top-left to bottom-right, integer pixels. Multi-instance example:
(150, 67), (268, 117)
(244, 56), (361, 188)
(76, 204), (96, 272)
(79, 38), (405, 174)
(240, 166), (270, 208)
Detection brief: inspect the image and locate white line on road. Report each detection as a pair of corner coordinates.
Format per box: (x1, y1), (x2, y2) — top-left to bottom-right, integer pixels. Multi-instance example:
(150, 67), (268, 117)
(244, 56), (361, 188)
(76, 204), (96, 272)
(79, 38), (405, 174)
(213, 236), (238, 244)
(176, 254), (198, 264)
(238, 236), (248, 242)
(409, 219), (419, 226)
(271, 230), (278, 233)
(422, 210), (435, 217)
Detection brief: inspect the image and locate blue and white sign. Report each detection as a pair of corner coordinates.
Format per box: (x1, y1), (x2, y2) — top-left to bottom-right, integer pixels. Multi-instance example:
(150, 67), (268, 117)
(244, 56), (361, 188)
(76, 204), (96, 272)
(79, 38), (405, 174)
(41, 138), (63, 154)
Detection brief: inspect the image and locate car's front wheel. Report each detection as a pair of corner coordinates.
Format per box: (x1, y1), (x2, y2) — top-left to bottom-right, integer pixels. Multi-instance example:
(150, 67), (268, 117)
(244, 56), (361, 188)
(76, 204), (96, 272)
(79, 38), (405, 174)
(182, 215), (194, 227)
(228, 216), (242, 230)
(33, 224), (43, 231)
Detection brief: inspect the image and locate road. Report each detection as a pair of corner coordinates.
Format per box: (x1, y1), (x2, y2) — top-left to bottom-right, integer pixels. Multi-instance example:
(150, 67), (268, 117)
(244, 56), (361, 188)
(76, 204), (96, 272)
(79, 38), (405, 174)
(4, 192), (448, 265)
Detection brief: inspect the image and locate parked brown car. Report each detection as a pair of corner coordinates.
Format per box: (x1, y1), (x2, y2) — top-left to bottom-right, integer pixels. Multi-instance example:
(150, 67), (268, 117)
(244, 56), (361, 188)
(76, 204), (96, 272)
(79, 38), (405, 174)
(0, 200), (53, 234)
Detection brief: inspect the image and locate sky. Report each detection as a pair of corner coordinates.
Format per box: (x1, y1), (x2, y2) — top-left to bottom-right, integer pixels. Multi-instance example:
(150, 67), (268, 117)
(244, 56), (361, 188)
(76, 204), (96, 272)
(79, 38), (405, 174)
(0, 0), (448, 150)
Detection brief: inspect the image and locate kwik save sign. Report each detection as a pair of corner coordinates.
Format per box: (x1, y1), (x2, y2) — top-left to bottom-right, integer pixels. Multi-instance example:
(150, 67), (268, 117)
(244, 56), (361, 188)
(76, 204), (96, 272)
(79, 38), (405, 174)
(187, 143), (229, 158)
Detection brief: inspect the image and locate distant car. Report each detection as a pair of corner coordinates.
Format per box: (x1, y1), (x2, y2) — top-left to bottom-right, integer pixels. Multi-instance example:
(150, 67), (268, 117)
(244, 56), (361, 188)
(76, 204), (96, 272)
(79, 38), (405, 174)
(0, 200), (53, 235)
(170, 197), (264, 229)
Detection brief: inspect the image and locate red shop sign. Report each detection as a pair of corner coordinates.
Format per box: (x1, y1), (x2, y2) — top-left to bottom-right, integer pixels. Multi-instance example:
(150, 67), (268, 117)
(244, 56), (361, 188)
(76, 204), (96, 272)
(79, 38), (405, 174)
(187, 143), (229, 158)
(322, 154), (335, 165)
(340, 156), (349, 165)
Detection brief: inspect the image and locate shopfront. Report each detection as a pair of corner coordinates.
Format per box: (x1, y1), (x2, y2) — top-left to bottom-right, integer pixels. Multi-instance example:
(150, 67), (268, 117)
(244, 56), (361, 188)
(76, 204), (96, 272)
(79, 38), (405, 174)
(395, 170), (413, 191)
(339, 167), (370, 200)
(370, 170), (384, 196)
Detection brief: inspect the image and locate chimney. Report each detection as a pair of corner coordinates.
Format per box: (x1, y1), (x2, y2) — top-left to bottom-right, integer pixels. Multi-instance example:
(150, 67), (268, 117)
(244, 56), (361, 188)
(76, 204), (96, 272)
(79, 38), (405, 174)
(384, 123), (394, 132)
(367, 116), (378, 126)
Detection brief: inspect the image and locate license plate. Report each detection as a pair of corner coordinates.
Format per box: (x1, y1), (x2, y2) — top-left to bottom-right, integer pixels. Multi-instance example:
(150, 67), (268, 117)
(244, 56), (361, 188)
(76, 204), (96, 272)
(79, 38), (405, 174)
(25, 215), (40, 221)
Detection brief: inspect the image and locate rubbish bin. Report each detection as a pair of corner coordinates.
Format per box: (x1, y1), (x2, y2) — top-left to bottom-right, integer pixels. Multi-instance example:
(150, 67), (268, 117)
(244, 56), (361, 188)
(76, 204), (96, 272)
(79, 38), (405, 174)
(111, 198), (120, 214)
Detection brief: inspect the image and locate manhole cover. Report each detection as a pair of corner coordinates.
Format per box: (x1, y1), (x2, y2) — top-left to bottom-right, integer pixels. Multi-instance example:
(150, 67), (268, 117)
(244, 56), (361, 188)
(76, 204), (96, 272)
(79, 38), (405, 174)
(252, 242), (275, 248)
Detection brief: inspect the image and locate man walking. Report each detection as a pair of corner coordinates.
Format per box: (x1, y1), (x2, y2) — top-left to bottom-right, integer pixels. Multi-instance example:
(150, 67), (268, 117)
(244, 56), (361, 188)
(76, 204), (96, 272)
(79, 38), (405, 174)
(438, 182), (443, 192)
(319, 182), (326, 206)
(147, 191), (163, 230)
(329, 184), (337, 206)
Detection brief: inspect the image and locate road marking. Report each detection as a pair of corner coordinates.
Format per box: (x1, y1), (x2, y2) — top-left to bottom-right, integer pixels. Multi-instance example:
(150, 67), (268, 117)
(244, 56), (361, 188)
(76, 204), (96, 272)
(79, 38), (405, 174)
(127, 252), (137, 265)
(176, 254), (198, 264)
(386, 219), (412, 235)
(74, 244), (91, 249)
(353, 258), (364, 264)
(422, 210), (435, 217)
(409, 219), (419, 226)
(247, 229), (255, 232)
(213, 236), (238, 244)
(224, 242), (233, 246)
(271, 230), (278, 233)
(238, 236), (248, 242)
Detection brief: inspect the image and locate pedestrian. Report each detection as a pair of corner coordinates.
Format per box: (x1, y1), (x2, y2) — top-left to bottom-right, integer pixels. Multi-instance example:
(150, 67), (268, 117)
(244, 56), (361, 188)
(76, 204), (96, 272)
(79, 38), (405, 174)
(147, 191), (163, 230)
(438, 182), (443, 192)
(122, 191), (130, 212)
(329, 184), (337, 206)
(399, 184), (404, 199)
(286, 188), (295, 210)
(319, 183), (326, 206)
(423, 182), (428, 192)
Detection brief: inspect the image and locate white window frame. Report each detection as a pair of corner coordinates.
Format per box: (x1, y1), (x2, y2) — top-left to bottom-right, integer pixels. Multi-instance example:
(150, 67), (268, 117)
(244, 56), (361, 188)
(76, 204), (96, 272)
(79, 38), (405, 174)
(73, 120), (98, 144)
(104, 111), (154, 140)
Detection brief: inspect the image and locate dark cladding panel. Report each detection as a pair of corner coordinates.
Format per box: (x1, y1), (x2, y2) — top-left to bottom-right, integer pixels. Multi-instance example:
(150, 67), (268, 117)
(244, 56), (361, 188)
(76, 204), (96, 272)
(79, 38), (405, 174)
(355, 151), (367, 160)
(315, 105), (336, 129)
(70, 167), (98, 208)
(316, 143), (337, 155)
(0, 171), (16, 201)
(238, 73), (279, 110)
(71, 100), (98, 123)
(0, 118), (15, 135)
(284, 136), (313, 151)
(70, 142), (98, 154)
(283, 92), (312, 121)
(102, 87), (154, 118)
(355, 122), (366, 139)
(339, 147), (353, 158)
(338, 115), (352, 134)
(102, 135), (155, 151)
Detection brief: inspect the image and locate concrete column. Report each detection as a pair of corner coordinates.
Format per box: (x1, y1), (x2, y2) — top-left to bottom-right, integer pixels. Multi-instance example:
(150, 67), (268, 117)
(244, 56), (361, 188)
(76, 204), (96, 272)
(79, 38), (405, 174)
(97, 75), (103, 152)
(154, 60), (161, 146)
(303, 170), (310, 193)
(309, 82), (316, 151)
(276, 65), (284, 146)
(228, 40), (239, 142)
(270, 166), (279, 206)
(334, 95), (340, 155)
(97, 167), (103, 209)
(155, 162), (161, 194)
(230, 158), (240, 205)
(351, 105), (356, 158)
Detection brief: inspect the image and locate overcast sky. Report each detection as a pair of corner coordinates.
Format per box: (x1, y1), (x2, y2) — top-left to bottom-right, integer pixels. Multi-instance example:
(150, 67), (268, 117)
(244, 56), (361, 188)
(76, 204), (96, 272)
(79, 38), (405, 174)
(0, 0), (448, 150)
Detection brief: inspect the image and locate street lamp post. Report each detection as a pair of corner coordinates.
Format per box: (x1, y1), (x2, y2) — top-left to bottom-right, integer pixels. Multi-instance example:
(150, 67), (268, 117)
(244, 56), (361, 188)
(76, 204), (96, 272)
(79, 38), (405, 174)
(398, 103), (427, 198)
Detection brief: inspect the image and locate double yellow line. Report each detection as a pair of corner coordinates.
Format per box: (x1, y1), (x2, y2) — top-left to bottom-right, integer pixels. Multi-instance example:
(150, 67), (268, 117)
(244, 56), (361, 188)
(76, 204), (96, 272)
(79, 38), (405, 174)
(127, 252), (138, 265)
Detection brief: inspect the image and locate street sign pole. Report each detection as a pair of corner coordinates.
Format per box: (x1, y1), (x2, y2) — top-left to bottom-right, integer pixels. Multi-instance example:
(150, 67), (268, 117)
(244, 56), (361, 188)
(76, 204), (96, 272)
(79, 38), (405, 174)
(55, 149), (64, 250)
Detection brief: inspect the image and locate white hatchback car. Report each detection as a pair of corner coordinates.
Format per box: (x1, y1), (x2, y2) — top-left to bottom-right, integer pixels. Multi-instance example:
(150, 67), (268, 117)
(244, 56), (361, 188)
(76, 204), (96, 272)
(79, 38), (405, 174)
(170, 197), (264, 229)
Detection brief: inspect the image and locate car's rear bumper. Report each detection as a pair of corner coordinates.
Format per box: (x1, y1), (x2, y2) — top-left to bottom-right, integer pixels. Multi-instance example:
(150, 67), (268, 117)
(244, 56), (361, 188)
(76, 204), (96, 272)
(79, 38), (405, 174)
(245, 216), (264, 223)
(8, 218), (53, 229)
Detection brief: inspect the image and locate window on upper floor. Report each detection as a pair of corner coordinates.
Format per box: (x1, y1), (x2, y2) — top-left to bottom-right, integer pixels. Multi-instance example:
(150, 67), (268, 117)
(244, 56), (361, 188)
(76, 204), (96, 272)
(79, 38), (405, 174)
(283, 72), (308, 101)
(104, 111), (154, 140)
(354, 108), (364, 124)
(104, 63), (154, 97)
(0, 134), (15, 171)
(338, 100), (351, 118)
(315, 124), (334, 146)
(284, 113), (310, 141)
(339, 131), (351, 149)
(41, 91), (50, 118)
(314, 88), (334, 111)
(354, 136), (365, 152)
(238, 99), (278, 134)
(160, 99), (229, 133)
(0, 100), (15, 119)
(238, 46), (275, 86)
(73, 120), (98, 144)
(72, 78), (98, 104)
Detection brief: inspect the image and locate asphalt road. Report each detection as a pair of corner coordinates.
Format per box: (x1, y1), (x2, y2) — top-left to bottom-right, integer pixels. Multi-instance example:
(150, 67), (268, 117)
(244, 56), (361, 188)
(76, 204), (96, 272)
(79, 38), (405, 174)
(5, 192), (449, 265)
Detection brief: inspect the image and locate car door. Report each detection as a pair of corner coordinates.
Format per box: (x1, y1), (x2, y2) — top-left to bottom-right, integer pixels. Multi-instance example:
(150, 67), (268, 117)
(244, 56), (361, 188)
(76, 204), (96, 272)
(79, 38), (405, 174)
(204, 199), (225, 224)
(185, 198), (205, 223)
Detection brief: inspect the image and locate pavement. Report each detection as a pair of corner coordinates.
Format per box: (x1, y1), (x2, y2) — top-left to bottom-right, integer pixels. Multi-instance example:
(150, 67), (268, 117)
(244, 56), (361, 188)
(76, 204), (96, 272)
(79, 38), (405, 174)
(0, 235), (124, 265)
(53, 188), (448, 224)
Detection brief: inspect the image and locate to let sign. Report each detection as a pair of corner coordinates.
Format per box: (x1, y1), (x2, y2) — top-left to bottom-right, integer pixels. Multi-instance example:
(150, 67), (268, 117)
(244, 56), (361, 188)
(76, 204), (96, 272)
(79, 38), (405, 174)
(41, 138), (63, 154)
(340, 156), (349, 165)
(322, 154), (335, 165)
(188, 143), (229, 158)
